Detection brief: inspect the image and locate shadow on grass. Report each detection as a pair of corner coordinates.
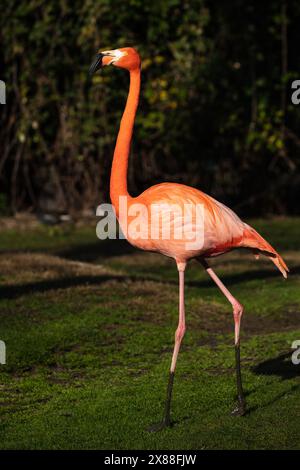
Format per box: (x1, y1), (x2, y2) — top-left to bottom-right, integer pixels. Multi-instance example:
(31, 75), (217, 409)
(0, 238), (136, 261)
(1, 263), (299, 301)
(57, 239), (136, 262)
(0, 275), (125, 300)
(242, 352), (300, 414)
(252, 351), (300, 380)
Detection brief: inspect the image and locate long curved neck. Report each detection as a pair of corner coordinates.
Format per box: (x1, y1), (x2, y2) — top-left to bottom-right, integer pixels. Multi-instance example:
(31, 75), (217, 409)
(110, 67), (140, 214)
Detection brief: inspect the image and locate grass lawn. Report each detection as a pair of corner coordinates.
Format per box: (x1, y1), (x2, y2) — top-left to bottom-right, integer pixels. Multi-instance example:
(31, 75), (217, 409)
(0, 217), (299, 449)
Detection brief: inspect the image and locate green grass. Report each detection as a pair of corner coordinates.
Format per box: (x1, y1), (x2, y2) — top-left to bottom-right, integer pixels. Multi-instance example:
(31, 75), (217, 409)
(0, 217), (299, 449)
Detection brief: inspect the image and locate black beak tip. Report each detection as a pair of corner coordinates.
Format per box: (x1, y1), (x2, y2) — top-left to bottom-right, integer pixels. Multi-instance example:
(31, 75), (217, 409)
(89, 53), (104, 76)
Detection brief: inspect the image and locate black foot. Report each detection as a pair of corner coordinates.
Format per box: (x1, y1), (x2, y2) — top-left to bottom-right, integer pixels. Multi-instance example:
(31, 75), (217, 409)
(147, 418), (172, 432)
(231, 401), (246, 416)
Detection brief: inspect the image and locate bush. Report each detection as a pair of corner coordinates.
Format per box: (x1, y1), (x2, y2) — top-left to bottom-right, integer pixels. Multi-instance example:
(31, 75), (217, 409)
(0, 0), (299, 216)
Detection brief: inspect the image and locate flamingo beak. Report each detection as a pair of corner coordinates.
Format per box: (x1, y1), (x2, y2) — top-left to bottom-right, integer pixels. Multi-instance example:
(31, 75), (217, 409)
(89, 53), (104, 75)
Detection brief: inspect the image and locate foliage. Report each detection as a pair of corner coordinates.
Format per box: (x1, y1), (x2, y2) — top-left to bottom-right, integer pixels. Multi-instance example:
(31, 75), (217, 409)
(0, 0), (299, 215)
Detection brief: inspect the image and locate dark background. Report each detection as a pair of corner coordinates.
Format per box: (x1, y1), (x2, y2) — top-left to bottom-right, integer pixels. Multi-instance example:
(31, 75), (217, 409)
(1, 0), (300, 218)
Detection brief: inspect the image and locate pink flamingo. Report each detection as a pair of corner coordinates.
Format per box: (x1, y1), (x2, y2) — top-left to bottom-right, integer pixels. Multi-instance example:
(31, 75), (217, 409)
(89, 47), (288, 430)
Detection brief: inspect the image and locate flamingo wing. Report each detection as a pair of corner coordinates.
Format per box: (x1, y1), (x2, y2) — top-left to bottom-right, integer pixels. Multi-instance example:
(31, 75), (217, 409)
(132, 183), (288, 278)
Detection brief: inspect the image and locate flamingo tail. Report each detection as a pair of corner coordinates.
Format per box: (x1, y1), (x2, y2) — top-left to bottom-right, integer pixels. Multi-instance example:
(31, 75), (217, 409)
(241, 224), (289, 279)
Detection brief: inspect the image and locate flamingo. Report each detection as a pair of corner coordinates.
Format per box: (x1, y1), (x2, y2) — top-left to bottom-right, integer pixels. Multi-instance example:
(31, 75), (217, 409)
(89, 47), (288, 430)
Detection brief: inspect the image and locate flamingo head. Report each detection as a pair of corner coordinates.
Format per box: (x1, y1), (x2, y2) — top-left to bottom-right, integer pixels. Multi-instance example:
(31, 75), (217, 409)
(89, 47), (140, 75)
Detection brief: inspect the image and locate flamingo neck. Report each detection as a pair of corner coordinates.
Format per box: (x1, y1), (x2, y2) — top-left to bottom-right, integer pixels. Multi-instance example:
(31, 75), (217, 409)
(110, 67), (140, 215)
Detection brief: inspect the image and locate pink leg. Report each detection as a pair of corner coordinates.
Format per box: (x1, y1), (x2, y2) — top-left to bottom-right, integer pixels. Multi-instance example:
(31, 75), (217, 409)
(201, 260), (246, 416)
(171, 269), (186, 372)
(149, 262), (186, 431)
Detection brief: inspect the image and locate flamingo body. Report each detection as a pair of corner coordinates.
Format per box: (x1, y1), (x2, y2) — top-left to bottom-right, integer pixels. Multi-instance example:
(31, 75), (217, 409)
(124, 182), (288, 277)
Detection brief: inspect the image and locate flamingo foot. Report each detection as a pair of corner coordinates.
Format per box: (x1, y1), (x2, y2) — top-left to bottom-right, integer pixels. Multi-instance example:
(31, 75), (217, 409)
(231, 399), (246, 416)
(147, 418), (172, 432)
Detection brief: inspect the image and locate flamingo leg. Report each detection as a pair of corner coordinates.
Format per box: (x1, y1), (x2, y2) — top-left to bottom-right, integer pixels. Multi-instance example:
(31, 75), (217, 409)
(148, 264), (186, 431)
(201, 260), (246, 416)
